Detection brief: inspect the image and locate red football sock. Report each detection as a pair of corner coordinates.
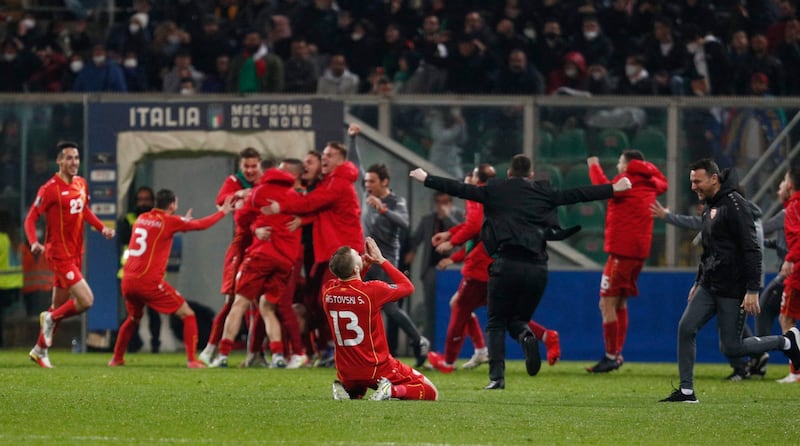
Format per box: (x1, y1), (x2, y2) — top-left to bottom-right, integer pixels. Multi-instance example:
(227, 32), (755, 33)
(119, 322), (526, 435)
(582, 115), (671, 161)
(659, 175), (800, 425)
(50, 299), (79, 322)
(615, 307), (629, 356)
(466, 314), (485, 349)
(208, 299), (233, 345)
(269, 340), (284, 356)
(402, 381), (439, 400)
(219, 338), (234, 356)
(602, 321), (619, 357)
(182, 314), (198, 361)
(392, 384), (405, 398)
(113, 317), (138, 360)
(527, 320), (547, 339)
(444, 301), (471, 364)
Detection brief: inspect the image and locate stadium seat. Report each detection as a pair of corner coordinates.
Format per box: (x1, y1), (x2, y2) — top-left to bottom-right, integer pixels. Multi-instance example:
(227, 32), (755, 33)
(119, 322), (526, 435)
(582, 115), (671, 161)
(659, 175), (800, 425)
(534, 163), (562, 189)
(562, 163), (591, 190)
(564, 201), (605, 234)
(595, 128), (630, 161)
(551, 128), (589, 163)
(631, 126), (667, 163)
(568, 233), (607, 264)
(537, 129), (554, 159)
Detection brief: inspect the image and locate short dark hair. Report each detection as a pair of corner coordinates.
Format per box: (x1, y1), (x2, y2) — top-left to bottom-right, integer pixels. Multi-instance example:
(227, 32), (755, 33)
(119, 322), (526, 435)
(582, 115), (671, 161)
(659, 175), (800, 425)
(261, 158), (276, 170)
(434, 191), (451, 202)
(688, 158), (720, 177)
(475, 163), (496, 183)
(306, 150), (321, 161)
(326, 141), (348, 158)
(240, 147), (261, 160)
(135, 186), (154, 200)
(622, 149), (645, 162)
(509, 154), (532, 178)
(56, 140), (78, 158)
(366, 163), (389, 181)
(155, 189), (176, 209)
(788, 158), (800, 190)
(280, 157), (303, 176)
(329, 246), (356, 279)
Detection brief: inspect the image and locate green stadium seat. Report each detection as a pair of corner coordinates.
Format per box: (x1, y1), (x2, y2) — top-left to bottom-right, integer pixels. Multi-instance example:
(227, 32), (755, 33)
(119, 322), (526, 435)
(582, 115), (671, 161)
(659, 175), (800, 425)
(565, 200), (605, 234)
(552, 128), (589, 162)
(534, 163), (562, 189)
(568, 233), (607, 264)
(537, 129), (554, 159)
(562, 163), (591, 189)
(595, 128), (630, 161)
(631, 126), (667, 163)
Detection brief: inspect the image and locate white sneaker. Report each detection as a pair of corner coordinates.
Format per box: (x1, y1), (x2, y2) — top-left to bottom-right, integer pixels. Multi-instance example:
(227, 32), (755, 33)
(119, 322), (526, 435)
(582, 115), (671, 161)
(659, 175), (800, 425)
(776, 372), (800, 383)
(271, 354), (287, 368)
(369, 377), (393, 400)
(332, 380), (350, 400)
(40, 311), (55, 347)
(287, 354), (309, 369)
(198, 345), (218, 366)
(461, 350), (489, 369)
(209, 356), (228, 368)
(29, 347), (53, 368)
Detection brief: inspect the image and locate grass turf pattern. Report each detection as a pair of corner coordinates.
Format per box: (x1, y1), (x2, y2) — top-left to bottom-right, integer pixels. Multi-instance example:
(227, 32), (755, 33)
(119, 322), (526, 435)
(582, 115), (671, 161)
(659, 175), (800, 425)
(0, 350), (797, 445)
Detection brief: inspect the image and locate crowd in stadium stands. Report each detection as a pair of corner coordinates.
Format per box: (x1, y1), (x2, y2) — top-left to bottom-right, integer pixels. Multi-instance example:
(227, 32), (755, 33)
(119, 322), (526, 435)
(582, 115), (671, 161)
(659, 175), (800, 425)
(0, 0), (798, 97)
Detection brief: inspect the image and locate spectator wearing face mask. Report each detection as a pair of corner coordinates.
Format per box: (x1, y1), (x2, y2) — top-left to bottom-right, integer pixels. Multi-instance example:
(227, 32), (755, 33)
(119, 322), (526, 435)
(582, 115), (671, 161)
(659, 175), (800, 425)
(546, 51), (588, 95)
(571, 14), (614, 67)
(616, 55), (657, 95)
(121, 51), (149, 92)
(71, 44), (128, 92)
(10, 12), (43, 49)
(0, 38), (41, 92)
(162, 51), (204, 93)
(107, 12), (151, 60)
(532, 17), (569, 80)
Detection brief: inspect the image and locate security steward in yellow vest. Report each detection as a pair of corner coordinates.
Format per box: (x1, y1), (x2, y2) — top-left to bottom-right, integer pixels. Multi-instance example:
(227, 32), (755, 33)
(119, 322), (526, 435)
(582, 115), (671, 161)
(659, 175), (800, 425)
(0, 212), (23, 347)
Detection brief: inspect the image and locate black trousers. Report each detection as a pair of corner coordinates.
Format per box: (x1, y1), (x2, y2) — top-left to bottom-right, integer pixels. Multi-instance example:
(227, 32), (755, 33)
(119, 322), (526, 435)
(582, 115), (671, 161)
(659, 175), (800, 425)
(486, 257), (548, 381)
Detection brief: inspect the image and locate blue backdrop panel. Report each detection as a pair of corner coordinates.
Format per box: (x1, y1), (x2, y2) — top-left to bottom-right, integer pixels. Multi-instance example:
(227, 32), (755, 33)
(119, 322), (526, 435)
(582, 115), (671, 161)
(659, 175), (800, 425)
(435, 269), (781, 363)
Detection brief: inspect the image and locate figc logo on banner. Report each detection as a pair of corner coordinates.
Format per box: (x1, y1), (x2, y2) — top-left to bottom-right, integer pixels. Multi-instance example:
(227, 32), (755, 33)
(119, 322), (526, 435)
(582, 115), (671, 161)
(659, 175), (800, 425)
(208, 104), (224, 129)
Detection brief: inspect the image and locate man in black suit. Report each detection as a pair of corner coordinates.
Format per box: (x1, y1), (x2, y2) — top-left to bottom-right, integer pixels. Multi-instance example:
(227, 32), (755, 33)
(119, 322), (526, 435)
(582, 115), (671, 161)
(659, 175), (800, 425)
(405, 192), (464, 345)
(410, 154), (631, 389)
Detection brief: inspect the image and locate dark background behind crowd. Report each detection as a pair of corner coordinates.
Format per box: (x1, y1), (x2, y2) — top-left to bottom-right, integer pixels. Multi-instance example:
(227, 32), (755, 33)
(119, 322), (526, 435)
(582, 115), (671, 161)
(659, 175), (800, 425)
(0, 0), (799, 97)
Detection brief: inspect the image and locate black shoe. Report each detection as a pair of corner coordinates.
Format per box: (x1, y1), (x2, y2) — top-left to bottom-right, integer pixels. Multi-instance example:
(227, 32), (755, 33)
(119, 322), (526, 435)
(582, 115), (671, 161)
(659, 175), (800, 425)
(586, 355), (622, 373)
(659, 388), (698, 403)
(783, 328), (800, 366)
(411, 336), (430, 368)
(748, 353), (769, 378)
(484, 379), (505, 390)
(724, 368), (750, 381)
(522, 334), (541, 376)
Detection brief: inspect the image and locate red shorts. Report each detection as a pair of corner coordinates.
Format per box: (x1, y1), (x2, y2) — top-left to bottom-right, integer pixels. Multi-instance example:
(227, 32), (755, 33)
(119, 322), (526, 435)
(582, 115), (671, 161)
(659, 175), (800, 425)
(600, 255), (644, 298)
(781, 287), (800, 320)
(457, 278), (488, 311)
(219, 232), (250, 296)
(234, 254), (292, 303)
(338, 358), (430, 399)
(46, 256), (83, 289)
(122, 279), (185, 317)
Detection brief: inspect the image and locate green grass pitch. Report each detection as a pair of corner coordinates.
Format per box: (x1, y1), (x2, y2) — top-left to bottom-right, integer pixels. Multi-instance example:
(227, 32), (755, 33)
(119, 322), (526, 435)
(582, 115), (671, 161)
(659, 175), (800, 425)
(0, 350), (797, 445)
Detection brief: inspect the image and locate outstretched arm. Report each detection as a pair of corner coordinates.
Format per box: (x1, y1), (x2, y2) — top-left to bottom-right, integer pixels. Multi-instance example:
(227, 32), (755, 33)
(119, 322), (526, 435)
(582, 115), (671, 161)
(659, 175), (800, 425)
(411, 168), (488, 203)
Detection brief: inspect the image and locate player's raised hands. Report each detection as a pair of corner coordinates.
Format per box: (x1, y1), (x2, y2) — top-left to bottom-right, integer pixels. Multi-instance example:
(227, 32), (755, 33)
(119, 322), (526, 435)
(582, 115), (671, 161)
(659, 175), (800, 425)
(364, 237), (386, 264)
(218, 195), (235, 214)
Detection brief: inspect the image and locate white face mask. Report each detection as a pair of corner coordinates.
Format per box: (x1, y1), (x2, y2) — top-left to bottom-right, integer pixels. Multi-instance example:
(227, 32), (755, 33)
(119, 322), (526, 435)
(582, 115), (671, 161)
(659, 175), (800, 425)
(687, 42), (699, 54)
(591, 71), (604, 81)
(70, 60), (83, 72)
(123, 58), (137, 68)
(565, 67), (578, 78)
(93, 55), (106, 65)
(584, 30), (598, 40)
(129, 23), (141, 34)
(625, 64), (639, 77)
(22, 18), (36, 30)
(180, 88), (193, 95)
(351, 32), (363, 41)
(3, 53), (16, 62)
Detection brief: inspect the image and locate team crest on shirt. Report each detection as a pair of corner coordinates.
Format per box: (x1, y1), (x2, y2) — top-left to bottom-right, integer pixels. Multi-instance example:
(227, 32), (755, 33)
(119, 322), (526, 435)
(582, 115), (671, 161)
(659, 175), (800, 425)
(709, 208), (717, 219)
(66, 271), (75, 280)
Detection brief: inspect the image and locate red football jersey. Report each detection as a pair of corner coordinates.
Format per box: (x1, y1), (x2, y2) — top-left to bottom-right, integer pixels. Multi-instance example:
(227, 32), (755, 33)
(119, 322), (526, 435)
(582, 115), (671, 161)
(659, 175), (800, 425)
(123, 209), (224, 282)
(24, 174), (104, 261)
(322, 261), (414, 381)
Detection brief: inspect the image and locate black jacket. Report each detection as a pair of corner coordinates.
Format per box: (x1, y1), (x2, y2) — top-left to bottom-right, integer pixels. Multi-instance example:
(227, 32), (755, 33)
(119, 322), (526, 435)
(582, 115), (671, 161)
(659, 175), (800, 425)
(696, 169), (762, 298)
(424, 175), (613, 263)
